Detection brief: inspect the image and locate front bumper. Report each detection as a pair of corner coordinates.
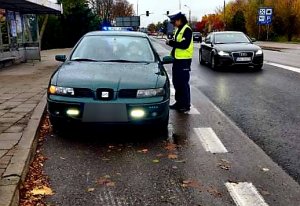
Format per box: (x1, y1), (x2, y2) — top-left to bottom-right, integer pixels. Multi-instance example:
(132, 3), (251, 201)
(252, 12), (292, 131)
(215, 54), (264, 67)
(47, 96), (169, 125)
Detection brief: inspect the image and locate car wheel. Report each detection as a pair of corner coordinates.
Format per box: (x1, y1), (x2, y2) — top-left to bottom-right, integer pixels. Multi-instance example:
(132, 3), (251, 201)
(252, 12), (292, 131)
(49, 117), (64, 133)
(210, 54), (217, 70)
(199, 50), (205, 65)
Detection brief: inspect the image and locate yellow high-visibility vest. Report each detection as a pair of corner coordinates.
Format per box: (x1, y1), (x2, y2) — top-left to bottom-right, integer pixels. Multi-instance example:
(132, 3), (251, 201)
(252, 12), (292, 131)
(174, 24), (194, 59)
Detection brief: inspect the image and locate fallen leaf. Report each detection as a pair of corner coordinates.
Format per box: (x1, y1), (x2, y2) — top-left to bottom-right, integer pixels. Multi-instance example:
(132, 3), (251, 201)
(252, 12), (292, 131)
(217, 159), (231, 170)
(172, 166), (178, 169)
(262, 168), (270, 172)
(164, 143), (177, 151)
(261, 190), (270, 196)
(31, 186), (53, 196)
(138, 149), (149, 153)
(207, 187), (222, 198)
(181, 180), (201, 189)
(156, 153), (164, 157)
(101, 158), (110, 161)
(174, 159), (186, 163)
(106, 182), (116, 187)
(87, 188), (95, 192)
(152, 159), (160, 163)
(168, 154), (178, 159)
(108, 145), (115, 149)
(60, 157), (66, 160)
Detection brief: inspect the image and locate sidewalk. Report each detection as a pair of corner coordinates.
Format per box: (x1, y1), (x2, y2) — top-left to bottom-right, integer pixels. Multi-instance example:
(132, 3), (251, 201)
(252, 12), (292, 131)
(255, 41), (300, 52)
(0, 49), (70, 206)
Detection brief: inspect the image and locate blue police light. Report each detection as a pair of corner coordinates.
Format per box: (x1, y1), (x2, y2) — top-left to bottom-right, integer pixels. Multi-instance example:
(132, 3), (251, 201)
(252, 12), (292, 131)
(101, 26), (134, 31)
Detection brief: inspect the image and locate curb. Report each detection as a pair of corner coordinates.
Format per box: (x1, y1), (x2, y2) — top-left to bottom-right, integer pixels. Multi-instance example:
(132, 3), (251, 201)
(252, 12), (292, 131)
(0, 94), (47, 206)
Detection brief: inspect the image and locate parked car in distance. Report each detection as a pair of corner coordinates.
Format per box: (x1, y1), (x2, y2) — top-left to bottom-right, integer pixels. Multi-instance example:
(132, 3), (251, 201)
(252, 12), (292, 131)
(193, 32), (202, 43)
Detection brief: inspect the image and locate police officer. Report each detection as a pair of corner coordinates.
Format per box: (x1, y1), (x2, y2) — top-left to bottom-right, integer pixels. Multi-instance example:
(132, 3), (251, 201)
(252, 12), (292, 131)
(166, 11), (194, 113)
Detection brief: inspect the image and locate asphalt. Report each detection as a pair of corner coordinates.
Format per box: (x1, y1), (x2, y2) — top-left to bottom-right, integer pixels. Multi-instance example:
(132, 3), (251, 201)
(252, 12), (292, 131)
(41, 40), (300, 206)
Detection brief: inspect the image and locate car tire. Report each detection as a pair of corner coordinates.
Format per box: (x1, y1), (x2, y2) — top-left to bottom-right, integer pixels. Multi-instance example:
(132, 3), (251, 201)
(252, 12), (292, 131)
(199, 50), (205, 65)
(155, 113), (169, 133)
(210, 54), (217, 70)
(49, 116), (64, 133)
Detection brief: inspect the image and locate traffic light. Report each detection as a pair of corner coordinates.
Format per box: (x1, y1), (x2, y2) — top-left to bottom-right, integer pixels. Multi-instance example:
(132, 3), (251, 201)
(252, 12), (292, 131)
(146, 11), (149, 16)
(167, 11), (169, 15)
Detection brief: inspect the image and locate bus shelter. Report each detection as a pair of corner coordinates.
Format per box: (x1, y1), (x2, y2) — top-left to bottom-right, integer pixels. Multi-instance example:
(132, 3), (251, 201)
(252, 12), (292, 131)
(0, 0), (62, 67)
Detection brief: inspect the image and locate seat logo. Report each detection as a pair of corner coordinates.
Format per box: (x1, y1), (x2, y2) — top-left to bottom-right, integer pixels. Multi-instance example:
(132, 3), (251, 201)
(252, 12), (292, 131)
(101, 91), (109, 98)
(240, 52), (248, 57)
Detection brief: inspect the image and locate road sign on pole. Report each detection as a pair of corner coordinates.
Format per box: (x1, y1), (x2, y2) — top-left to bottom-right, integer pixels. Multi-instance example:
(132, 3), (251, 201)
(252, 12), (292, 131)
(257, 7), (273, 25)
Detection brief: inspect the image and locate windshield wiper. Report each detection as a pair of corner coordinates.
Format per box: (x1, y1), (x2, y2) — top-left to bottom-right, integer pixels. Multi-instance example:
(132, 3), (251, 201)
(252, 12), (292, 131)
(101, 59), (150, 63)
(71, 58), (99, 62)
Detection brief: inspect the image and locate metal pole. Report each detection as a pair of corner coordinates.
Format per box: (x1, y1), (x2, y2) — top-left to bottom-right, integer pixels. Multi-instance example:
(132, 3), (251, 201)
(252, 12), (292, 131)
(137, 0), (139, 16)
(179, 0), (181, 10)
(223, 0), (226, 30)
(189, 9), (191, 25)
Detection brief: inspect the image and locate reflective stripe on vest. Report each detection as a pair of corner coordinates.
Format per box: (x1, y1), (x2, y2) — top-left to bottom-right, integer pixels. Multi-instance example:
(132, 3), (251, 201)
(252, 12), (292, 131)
(174, 24), (194, 59)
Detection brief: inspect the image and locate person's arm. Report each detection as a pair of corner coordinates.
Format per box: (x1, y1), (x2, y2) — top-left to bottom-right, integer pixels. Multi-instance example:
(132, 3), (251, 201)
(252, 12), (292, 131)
(167, 28), (192, 49)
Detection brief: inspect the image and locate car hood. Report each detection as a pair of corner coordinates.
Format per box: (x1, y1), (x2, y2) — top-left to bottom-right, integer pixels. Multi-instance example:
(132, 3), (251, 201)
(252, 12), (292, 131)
(55, 61), (161, 91)
(215, 43), (261, 52)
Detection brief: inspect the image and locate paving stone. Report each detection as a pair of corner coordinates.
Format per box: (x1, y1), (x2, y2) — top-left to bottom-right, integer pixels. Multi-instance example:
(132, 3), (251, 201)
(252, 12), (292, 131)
(15, 93), (36, 99)
(0, 118), (20, 124)
(5, 126), (25, 133)
(0, 133), (22, 141)
(10, 106), (34, 113)
(0, 155), (12, 166)
(18, 103), (37, 109)
(0, 94), (16, 100)
(0, 140), (18, 150)
(0, 110), (6, 116)
(0, 168), (5, 176)
(1, 113), (25, 119)
(0, 101), (23, 107)
(0, 150), (7, 159)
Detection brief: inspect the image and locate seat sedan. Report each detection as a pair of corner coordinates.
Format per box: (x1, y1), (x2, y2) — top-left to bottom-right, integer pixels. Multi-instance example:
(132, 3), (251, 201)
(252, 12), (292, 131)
(47, 31), (171, 131)
(199, 31), (264, 70)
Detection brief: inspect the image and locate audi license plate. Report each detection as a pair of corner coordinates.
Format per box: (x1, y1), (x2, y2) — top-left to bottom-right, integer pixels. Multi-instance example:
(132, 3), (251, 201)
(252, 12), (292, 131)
(236, 57), (251, 62)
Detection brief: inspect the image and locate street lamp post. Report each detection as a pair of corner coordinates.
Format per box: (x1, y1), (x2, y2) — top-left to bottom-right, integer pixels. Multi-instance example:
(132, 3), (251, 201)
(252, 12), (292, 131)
(223, 0), (226, 30)
(184, 5), (191, 25)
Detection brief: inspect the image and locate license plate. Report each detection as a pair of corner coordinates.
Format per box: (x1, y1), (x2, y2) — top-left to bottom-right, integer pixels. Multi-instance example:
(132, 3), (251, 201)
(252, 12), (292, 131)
(236, 57), (251, 62)
(82, 103), (128, 122)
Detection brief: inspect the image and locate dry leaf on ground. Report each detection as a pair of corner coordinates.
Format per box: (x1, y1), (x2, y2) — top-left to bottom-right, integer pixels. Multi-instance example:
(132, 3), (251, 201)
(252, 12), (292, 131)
(168, 154), (178, 159)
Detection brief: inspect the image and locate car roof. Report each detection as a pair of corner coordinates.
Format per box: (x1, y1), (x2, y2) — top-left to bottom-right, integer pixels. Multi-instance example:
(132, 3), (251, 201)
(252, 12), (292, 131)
(85, 31), (148, 38)
(212, 31), (244, 34)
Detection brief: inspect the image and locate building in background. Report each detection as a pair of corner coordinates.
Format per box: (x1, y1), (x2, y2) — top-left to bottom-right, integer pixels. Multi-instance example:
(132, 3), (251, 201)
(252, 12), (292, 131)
(0, 0), (62, 67)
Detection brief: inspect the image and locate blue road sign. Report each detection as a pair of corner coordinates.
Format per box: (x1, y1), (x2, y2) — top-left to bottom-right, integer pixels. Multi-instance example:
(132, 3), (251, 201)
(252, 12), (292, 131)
(258, 7), (273, 25)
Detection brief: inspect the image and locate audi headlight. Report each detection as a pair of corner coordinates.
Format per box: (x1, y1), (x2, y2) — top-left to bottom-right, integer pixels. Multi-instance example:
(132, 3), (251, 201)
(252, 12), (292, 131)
(218, 51), (230, 56)
(256, 50), (263, 55)
(137, 88), (165, 98)
(49, 85), (75, 96)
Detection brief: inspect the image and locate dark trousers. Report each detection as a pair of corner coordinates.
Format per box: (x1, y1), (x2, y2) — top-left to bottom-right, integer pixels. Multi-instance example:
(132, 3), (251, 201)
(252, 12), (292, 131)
(172, 60), (191, 109)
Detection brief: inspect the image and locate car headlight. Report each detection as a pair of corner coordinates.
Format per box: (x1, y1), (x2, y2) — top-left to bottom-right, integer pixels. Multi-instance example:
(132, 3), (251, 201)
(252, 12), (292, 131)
(256, 50), (263, 55)
(137, 88), (165, 98)
(48, 85), (75, 96)
(218, 51), (230, 56)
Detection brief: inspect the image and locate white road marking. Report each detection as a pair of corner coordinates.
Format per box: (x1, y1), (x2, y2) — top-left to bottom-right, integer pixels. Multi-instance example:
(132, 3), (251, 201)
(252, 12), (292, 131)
(194, 128), (228, 153)
(225, 182), (269, 206)
(188, 105), (200, 115)
(171, 88), (175, 96)
(266, 62), (300, 74)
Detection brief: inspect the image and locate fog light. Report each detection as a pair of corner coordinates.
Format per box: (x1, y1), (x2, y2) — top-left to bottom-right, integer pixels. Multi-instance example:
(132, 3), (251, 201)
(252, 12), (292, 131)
(66, 108), (80, 116)
(130, 109), (145, 118)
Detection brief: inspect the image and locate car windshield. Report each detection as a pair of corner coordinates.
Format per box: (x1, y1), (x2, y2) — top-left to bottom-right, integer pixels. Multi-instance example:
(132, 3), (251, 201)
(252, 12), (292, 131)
(71, 35), (155, 63)
(193, 32), (200, 36)
(214, 33), (250, 44)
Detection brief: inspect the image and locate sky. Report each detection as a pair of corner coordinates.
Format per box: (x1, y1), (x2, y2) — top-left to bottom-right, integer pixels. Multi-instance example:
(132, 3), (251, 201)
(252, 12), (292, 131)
(128, 0), (227, 27)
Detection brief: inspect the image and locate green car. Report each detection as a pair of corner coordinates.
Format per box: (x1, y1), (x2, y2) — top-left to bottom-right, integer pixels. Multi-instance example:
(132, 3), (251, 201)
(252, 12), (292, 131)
(47, 31), (172, 131)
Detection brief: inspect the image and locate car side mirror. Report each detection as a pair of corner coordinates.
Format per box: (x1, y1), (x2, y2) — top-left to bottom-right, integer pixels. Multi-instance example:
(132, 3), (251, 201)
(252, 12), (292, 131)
(162, 56), (174, 64)
(251, 38), (257, 42)
(55, 55), (66, 62)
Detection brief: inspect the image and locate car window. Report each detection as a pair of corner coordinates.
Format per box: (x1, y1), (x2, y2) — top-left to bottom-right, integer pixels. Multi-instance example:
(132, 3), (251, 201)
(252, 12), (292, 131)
(71, 35), (155, 63)
(214, 33), (250, 44)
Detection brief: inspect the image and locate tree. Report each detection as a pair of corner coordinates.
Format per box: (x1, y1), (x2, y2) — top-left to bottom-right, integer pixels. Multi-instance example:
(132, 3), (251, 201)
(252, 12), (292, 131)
(231, 10), (246, 33)
(147, 23), (156, 32)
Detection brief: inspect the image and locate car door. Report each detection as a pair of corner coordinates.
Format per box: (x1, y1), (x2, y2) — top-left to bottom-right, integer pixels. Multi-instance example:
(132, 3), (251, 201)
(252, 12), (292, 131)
(202, 34), (212, 61)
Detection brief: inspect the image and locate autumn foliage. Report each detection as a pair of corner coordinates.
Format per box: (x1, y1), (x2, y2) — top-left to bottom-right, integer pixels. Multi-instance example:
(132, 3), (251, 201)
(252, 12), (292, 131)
(196, 0), (300, 41)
